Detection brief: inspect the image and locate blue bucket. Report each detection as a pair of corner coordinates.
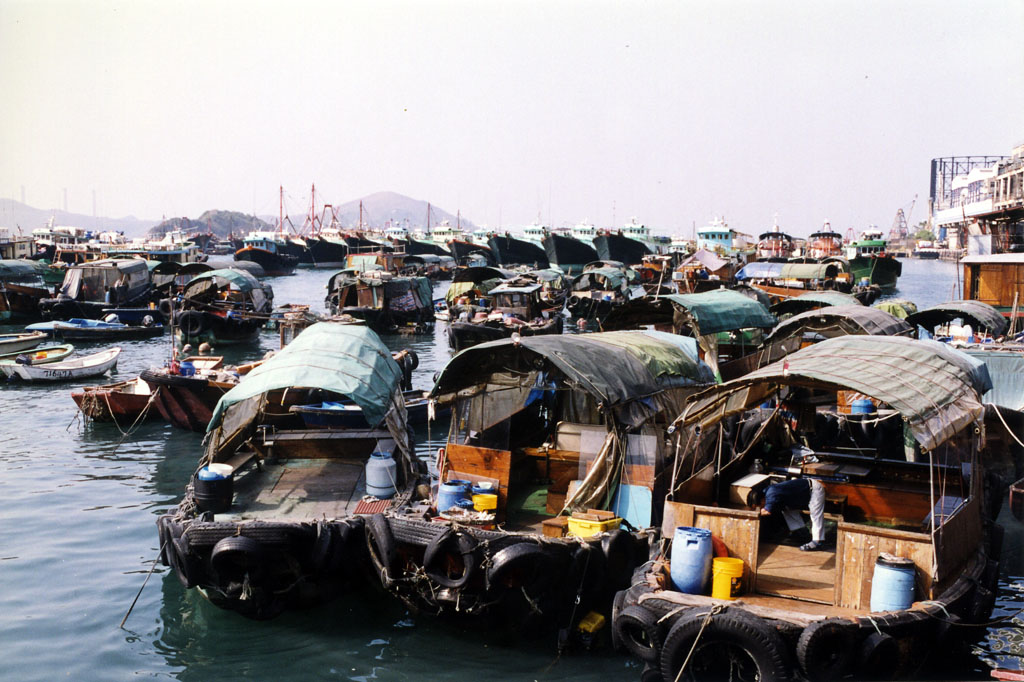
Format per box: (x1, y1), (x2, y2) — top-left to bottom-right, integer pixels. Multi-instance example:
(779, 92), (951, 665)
(870, 554), (916, 612)
(851, 398), (876, 414)
(670, 526), (713, 594)
(437, 479), (471, 513)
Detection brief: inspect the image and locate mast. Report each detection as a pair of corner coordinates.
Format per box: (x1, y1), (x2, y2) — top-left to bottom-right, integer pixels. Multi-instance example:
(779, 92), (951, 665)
(278, 185), (284, 234)
(426, 203), (431, 233)
(359, 201), (364, 231)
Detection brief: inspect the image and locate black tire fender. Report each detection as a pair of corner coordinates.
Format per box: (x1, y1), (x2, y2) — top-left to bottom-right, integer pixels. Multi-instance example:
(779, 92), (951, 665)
(615, 603), (662, 663)
(610, 589), (628, 653)
(796, 618), (858, 681)
(158, 298), (173, 321)
(660, 609), (793, 682)
(177, 310), (207, 337)
(209, 535), (268, 585)
(857, 631), (900, 680)
(364, 513), (398, 586)
(406, 349), (419, 371)
(486, 541), (551, 593)
(423, 528), (479, 589)
(308, 521), (336, 575)
(602, 528), (636, 589)
(168, 531), (201, 588)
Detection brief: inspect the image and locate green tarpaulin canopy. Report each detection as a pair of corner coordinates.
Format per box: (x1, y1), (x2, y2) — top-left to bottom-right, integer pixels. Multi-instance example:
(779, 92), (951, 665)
(0, 259), (47, 281)
(185, 268), (262, 293)
(208, 322), (403, 431)
(659, 289), (777, 335)
(678, 335), (992, 452)
(771, 291), (862, 316)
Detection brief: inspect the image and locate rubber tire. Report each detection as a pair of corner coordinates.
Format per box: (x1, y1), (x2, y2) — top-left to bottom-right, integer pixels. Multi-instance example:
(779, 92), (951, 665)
(615, 603), (662, 664)
(796, 619), (858, 681)
(857, 631), (900, 681)
(423, 529), (479, 589)
(602, 529), (635, 589)
(209, 535), (268, 585)
(610, 590), (627, 653)
(486, 541), (556, 594)
(177, 310), (207, 338)
(364, 513), (398, 586)
(660, 609), (793, 682)
(308, 522), (336, 576)
(158, 298), (173, 321)
(406, 349), (419, 371)
(168, 533), (200, 588)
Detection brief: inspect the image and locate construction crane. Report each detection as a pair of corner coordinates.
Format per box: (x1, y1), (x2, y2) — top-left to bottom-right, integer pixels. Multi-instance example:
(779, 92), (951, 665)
(888, 195), (917, 241)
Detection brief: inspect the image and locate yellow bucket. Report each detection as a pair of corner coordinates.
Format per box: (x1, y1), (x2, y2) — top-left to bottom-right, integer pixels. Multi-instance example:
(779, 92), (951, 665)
(711, 557), (744, 600)
(472, 493), (497, 511)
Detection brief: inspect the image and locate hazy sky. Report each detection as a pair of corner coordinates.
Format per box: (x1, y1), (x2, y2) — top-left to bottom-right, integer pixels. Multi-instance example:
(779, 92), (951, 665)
(1, 0), (1021, 236)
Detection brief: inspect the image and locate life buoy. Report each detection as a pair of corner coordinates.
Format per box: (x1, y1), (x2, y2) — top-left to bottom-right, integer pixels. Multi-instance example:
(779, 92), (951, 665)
(660, 609), (792, 682)
(423, 528), (479, 589)
(615, 603), (662, 663)
(796, 618), (858, 681)
(364, 513), (398, 586)
(177, 310), (207, 338)
(857, 631), (900, 680)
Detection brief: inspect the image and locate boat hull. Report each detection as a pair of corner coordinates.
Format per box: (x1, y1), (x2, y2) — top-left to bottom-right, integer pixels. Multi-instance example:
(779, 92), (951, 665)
(234, 247), (297, 277)
(0, 283), (50, 321)
(487, 235), (550, 268)
(174, 310), (262, 346)
(5, 347), (120, 381)
(140, 369), (233, 432)
(446, 316), (562, 351)
(593, 233), (652, 265)
(848, 255), (902, 292)
(447, 239), (495, 266)
(71, 379), (156, 424)
(304, 236), (349, 268)
(0, 331), (47, 354)
(405, 237), (450, 256)
(542, 234), (599, 275)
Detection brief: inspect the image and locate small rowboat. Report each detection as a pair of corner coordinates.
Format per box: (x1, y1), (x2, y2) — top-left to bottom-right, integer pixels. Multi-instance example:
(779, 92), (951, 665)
(26, 318), (164, 342)
(1, 346), (121, 382)
(0, 331), (47, 354)
(71, 376), (156, 424)
(0, 344), (75, 365)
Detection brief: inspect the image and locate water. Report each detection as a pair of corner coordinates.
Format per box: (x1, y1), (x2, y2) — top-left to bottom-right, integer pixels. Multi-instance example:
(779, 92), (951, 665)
(0, 260), (1020, 681)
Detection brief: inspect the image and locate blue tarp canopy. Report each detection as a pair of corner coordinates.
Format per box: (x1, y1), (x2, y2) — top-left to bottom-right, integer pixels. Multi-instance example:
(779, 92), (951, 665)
(659, 289), (777, 335)
(208, 323), (403, 431)
(735, 261), (839, 281)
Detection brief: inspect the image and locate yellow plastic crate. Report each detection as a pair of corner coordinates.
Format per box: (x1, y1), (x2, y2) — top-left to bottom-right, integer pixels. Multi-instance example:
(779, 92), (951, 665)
(567, 515), (621, 538)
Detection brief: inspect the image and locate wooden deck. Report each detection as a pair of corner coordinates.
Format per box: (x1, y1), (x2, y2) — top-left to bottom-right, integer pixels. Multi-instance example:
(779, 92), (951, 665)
(755, 542), (837, 604)
(223, 458), (368, 522)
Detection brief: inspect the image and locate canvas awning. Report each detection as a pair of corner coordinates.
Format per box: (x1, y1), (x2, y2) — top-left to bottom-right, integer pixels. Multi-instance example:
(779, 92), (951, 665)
(771, 291), (862, 316)
(659, 289), (777, 335)
(765, 304), (911, 342)
(735, 261), (839, 281)
(907, 300), (1008, 336)
(677, 335), (991, 452)
(184, 268), (262, 294)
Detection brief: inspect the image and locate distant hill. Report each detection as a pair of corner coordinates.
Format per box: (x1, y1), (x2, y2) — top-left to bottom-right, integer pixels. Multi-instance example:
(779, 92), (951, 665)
(148, 210), (272, 239)
(261, 191), (478, 233)
(0, 198), (157, 237)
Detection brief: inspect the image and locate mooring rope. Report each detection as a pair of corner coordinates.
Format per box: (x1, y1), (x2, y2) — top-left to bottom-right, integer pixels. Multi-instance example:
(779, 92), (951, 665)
(674, 604), (724, 682)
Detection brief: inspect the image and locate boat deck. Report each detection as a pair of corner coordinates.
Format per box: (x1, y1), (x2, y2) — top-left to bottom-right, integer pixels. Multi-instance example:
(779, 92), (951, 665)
(755, 543), (837, 604)
(220, 458), (369, 522)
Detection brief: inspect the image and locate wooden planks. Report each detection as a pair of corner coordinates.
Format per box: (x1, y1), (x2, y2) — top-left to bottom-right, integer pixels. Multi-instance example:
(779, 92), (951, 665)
(444, 443), (511, 515)
(662, 501), (760, 592)
(756, 543), (837, 604)
(835, 522), (933, 610)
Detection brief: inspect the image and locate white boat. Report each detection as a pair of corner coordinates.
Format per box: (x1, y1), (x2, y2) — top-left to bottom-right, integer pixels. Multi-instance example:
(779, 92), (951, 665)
(2, 346), (121, 381)
(0, 331), (47, 354)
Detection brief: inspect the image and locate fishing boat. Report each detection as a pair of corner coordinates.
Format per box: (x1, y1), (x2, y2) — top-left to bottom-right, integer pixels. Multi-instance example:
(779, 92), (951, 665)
(592, 218), (658, 265)
(71, 376), (156, 425)
(565, 261), (642, 319)
(612, 335), (1003, 682)
(446, 237), (495, 266)
(26, 317), (164, 342)
(156, 323), (426, 619)
(905, 300), (1009, 342)
(139, 356), (239, 432)
(38, 258), (155, 320)
(172, 268), (274, 345)
(845, 228), (902, 293)
(542, 228), (600, 275)
(368, 331), (716, 637)
(0, 331), (47, 354)
(486, 232), (550, 268)
(769, 291), (862, 318)
(806, 222), (845, 259)
(446, 278), (562, 351)
(325, 271), (434, 333)
(1, 346), (120, 381)
(0, 343), (74, 365)
(734, 260), (858, 299)
(234, 232), (298, 276)
(0, 259), (52, 321)
(754, 219), (796, 261)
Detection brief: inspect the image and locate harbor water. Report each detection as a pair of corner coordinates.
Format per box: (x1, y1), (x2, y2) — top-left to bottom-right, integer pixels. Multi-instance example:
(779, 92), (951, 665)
(1, 258), (1022, 681)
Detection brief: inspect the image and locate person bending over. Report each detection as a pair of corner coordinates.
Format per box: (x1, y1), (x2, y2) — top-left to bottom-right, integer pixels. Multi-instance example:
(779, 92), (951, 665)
(752, 477), (827, 551)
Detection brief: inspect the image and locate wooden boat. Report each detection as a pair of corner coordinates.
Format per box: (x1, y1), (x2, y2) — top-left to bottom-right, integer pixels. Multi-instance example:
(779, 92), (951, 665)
(324, 271), (434, 333)
(369, 332), (715, 637)
(2, 346), (120, 381)
(139, 356), (237, 432)
(613, 335), (1003, 682)
(0, 331), (47, 354)
(0, 343), (74, 365)
(156, 323), (425, 620)
(961, 253), (1024, 318)
(565, 261), (641, 319)
(447, 277), (562, 351)
(26, 318), (164, 341)
(71, 376), (156, 425)
(172, 268), (274, 345)
(38, 258), (155, 320)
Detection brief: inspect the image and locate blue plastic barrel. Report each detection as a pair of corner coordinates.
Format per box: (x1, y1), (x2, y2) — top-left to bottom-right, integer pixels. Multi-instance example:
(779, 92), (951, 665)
(437, 479), (471, 513)
(870, 554), (916, 612)
(670, 526), (713, 594)
(365, 451), (397, 499)
(851, 398), (876, 414)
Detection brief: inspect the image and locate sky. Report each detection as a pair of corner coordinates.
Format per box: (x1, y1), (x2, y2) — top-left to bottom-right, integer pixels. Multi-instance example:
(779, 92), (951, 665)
(1, 0), (1021, 237)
